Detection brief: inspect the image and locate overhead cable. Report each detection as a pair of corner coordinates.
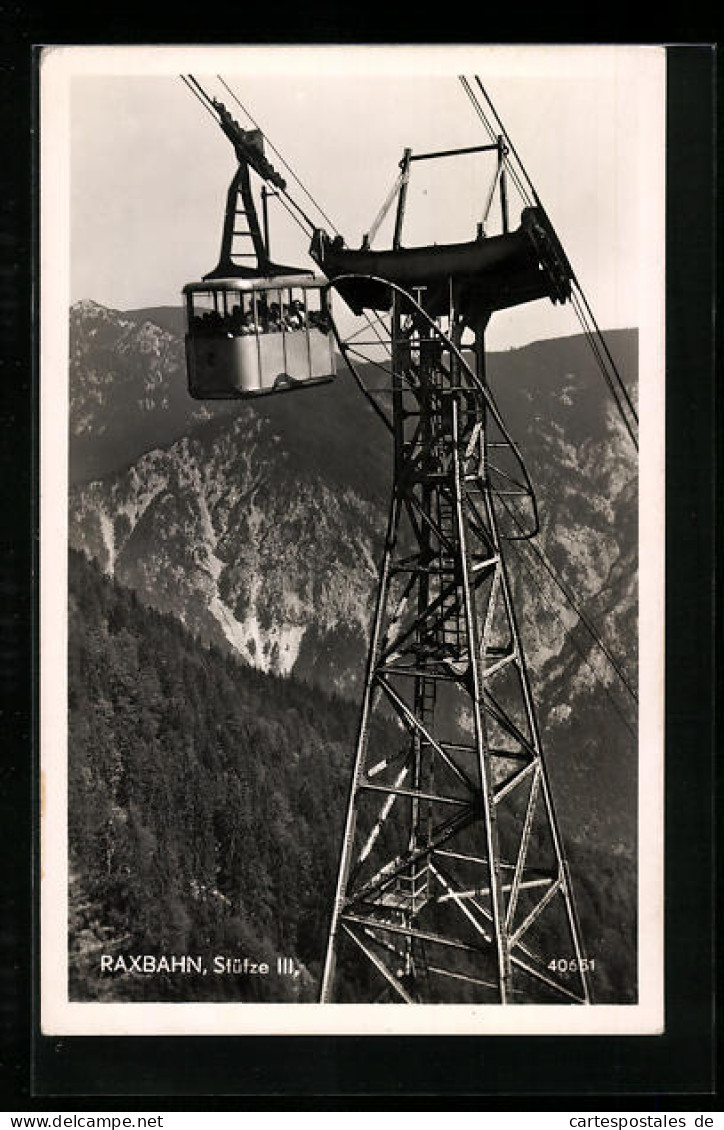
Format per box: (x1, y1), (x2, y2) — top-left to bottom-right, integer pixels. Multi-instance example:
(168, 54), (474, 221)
(458, 76), (532, 207)
(573, 285), (639, 428)
(570, 291), (639, 451)
(466, 74), (639, 453)
(499, 494), (639, 706)
(216, 75), (340, 235)
(505, 528), (639, 741)
(179, 74), (219, 124)
(473, 75), (541, 206)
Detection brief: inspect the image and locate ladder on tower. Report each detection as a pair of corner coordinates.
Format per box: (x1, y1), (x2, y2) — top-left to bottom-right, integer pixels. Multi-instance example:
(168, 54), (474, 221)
(229, 199), (259, 265)
(320, 278), (592, 1006)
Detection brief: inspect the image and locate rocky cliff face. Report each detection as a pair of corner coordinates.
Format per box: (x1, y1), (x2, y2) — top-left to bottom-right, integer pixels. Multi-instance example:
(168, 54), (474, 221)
(70, 413), (383, 695)
(68, 301), (639, 850)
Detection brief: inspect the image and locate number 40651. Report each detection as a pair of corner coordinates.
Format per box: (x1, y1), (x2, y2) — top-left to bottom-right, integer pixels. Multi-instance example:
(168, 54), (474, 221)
(547, 958), (595, 973)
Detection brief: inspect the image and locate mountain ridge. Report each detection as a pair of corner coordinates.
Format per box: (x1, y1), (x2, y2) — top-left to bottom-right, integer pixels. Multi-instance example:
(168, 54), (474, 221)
(68, 300), (639, 855)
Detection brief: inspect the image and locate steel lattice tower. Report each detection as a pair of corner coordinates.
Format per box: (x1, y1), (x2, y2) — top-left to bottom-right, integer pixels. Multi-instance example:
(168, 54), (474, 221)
(178, 78), (609, 1007)
(321, 285), (591, 1004)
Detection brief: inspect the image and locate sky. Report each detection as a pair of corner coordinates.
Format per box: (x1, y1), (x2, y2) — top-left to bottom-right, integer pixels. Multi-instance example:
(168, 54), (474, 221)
(49, 45), (665, 351)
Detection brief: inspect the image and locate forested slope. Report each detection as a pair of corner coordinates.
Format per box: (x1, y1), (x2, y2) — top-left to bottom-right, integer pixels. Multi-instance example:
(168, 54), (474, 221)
(68, 548), (381, 1001)
(68, 549), (635, 1003)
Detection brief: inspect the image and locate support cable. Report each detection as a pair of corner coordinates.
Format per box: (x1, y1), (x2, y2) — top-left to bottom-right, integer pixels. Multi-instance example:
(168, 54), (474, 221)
(466, 74), (639, 452)
(267, 183), (316, 239)
(505, 527), (638, 741)
(179, 74), (219, 125)
(190, 68), (636, 458)
(214, 76), (397, 375)
(570, 290), (639, 446)
(570, 293), (638, 451)
(184, 73), (318, 243)
(186, 74), (220, 116)
(216, 75), (340, 235)
(498, 494), (639, 707)
(458, 76), (532, 207)
(472, 76), (541, 207)
(190, 74), (393, 381)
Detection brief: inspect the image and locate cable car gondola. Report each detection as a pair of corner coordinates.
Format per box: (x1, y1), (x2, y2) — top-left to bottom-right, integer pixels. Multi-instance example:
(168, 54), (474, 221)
(184, 274), (335, 399)
(182, 88), (336, 400)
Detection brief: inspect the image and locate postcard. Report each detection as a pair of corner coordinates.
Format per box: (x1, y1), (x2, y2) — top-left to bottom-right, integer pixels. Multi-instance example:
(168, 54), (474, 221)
(39, 43), (665, 1035)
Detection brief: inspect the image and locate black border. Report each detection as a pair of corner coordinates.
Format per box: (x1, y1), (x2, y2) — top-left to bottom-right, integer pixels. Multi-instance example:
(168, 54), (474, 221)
(0, 32), (717, 1104)
(0, 4), (35, 1109)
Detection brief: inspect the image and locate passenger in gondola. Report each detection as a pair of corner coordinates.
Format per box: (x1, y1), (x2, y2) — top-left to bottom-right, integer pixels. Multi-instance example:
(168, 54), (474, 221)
(282, 303), (302, 331)
(242, 309), (259, 335)
(290, 299), (306, 328)
(201, 309), (223, 332)
(308, 307), (329, 334)
(267, 302), (282, 332)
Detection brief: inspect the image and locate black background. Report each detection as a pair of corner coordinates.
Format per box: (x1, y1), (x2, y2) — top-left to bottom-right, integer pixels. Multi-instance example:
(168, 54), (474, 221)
(0, 18), (718, 1106)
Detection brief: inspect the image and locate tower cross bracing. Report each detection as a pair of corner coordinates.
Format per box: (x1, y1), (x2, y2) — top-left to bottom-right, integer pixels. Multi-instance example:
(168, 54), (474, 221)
(321, 286), (591, 1005)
